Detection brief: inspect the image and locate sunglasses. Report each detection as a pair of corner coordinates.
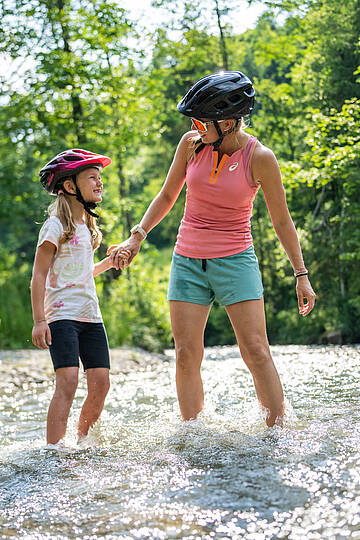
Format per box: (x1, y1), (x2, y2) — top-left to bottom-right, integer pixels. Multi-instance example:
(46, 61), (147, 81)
(191, 118), (226, 132)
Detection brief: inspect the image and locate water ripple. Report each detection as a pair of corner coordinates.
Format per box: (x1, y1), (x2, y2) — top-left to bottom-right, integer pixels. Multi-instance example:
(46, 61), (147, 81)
(0, 345), (359, 539)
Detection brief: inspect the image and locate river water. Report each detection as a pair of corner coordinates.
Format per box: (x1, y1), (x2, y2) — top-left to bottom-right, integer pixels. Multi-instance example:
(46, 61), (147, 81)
(0, 345), (359, 539)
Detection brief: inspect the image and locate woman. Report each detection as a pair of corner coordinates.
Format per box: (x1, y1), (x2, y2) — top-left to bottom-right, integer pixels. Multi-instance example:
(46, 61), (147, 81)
(109, 71), (316, 426)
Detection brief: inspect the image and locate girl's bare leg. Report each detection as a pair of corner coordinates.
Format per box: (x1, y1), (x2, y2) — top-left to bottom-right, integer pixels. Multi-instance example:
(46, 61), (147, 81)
(225, 297), (285, 426)
(47, 367), (79, 444)
(77, 368), (110, 439)
(169, 301), (211, 420)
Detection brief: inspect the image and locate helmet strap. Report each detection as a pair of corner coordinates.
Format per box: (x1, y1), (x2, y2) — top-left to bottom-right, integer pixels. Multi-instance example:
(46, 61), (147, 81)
(74, 185), (99, 219)
(60, 176), (99, 219)
(211, 120), (225, 151)
(195, 120), (241, 154)
(210, 119), (240, 151)
(61, 186), (76, 198)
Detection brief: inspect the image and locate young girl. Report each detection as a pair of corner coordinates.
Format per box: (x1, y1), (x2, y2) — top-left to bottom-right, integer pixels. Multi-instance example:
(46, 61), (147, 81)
(31, 148), (129, 445)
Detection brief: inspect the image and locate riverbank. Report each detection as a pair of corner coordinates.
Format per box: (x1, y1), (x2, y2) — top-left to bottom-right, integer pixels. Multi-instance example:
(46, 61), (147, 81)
(0, 347), (170, 393)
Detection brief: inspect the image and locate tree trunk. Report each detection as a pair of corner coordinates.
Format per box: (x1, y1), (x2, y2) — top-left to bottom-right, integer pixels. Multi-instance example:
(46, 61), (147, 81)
(117, 155), (133, 237)
(56, 0), (87, 146)
(104, 58), (133, 241)
(339, 186), (347, 299)
(214, 0), (229, 70)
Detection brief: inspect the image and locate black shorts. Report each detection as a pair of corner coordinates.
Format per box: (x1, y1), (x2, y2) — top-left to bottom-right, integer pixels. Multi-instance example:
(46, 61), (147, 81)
(48, 320), (110, 371)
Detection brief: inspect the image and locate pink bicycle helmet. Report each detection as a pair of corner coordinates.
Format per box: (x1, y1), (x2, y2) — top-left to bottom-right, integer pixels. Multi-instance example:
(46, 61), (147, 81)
(39, 148), (112, 194)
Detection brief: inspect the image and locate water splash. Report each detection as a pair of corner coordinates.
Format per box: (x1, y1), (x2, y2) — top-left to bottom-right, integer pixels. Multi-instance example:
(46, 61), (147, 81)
(0, 345), (359, 538)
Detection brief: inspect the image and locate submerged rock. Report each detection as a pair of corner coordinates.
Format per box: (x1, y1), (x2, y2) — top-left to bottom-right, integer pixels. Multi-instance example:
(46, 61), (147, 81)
(319, 330), (343, 345)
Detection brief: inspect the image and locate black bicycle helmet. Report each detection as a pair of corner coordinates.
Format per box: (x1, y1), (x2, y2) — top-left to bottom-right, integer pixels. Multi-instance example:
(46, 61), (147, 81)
(177, 71), (255, 120)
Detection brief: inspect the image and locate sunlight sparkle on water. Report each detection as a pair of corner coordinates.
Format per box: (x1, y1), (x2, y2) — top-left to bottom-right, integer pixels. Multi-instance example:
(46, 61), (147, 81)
(0, 345), (359, 538)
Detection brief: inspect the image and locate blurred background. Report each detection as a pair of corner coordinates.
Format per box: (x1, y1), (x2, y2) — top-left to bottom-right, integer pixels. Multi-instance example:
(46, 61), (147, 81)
(0, 0), (359, 351)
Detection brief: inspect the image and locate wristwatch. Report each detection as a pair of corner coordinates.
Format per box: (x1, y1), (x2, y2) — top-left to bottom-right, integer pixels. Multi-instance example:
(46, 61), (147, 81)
(130, 224), (147, 240)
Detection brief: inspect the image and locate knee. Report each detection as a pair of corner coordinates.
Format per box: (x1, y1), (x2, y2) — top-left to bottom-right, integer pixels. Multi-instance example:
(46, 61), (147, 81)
(55, 373), (78, 401)
(242, 342), (271, 371)
(88, 373), (110, 401)
(96, 377), (110, 398)
(175, 343), (201, 374)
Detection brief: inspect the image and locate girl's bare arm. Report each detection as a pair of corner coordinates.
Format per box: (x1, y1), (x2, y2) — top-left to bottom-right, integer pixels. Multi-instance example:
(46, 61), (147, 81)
(31, 241), (55, 349)
(93, 250), (131, 276)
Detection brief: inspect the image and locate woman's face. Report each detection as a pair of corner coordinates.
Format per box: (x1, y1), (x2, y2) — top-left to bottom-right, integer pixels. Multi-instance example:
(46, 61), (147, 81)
(192, 118), (233, 144)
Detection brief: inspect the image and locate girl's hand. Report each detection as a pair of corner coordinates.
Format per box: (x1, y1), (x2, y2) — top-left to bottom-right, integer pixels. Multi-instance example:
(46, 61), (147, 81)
(107, 237), (142, 269)
(296, 276), (316, 316)
(32, 321), (52, 349)
(118, 249), (131, 268)
(108, 249), (131, 270)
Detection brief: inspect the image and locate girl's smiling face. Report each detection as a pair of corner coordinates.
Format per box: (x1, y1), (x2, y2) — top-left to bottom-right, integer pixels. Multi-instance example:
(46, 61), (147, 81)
(76, 167), (103, 202)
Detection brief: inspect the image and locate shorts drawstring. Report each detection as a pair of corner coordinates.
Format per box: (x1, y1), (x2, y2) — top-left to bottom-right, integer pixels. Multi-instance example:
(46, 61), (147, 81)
(202, 259), (207, 272)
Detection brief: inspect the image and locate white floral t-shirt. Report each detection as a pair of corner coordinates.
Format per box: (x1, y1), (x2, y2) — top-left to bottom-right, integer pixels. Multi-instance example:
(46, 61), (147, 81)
(37, 216), (102, 323)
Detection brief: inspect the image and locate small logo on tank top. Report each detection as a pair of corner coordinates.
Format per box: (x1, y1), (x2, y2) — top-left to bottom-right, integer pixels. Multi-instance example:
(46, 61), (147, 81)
(229, 162), (239, 171)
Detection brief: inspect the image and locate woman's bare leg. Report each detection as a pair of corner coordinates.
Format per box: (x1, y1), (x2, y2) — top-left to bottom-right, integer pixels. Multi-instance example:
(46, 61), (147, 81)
(169, 301), (211, 420)
(47, 367), (79, 444)
(77, 368), (110, 439)
(225, 298), (285, 426)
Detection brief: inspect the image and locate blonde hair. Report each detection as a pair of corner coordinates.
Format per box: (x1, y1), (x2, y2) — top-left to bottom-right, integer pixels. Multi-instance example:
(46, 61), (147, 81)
(47, 194), (102, 250)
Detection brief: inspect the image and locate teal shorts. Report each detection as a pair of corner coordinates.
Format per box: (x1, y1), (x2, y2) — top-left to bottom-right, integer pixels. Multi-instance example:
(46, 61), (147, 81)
(167, 246), (264, 306)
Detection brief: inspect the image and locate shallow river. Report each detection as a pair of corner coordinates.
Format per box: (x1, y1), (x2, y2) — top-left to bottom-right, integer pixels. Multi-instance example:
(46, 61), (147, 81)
(0, 345), (359, 539)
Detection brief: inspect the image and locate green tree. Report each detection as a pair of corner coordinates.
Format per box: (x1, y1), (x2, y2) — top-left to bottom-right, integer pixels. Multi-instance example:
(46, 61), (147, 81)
(295, 99), (360, 340)
(1, 0), (360, 349)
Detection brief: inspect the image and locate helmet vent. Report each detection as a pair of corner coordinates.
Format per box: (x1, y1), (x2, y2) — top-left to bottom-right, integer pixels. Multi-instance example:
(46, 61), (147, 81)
(215, 100), (228, 110)
(228, 94), (244, 104)
(64, 155), (83, 162)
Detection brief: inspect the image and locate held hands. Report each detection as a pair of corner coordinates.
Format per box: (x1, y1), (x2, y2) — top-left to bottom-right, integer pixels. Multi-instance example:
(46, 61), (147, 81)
(32, 321), (52, 350)
(107, 236), (142, 270)
(296, 276), (316, 316)
(106, 249), (132, 271)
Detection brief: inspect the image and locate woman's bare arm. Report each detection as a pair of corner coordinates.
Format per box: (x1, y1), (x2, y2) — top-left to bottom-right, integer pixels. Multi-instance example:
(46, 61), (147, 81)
(108, 132), (193, 267)
(252, 144), (316, 316)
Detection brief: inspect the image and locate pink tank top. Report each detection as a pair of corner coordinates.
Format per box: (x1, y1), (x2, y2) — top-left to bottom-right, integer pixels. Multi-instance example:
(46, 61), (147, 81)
(175, 135), (259, 259)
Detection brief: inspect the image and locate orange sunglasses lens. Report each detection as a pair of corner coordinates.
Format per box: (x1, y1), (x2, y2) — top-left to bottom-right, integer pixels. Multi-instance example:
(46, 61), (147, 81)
(191, 118), (207, 131)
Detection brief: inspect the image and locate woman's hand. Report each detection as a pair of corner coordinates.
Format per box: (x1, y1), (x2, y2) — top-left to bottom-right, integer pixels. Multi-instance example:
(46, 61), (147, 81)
(107, 236), (142, 269)
(107, 250), (132, 270)
(296, 276), (316, 316)
(32, 321), (52, 349)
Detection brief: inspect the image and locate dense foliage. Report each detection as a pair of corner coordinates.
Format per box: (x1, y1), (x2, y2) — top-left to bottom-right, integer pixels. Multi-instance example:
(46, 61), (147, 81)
(1, 0), (359, 350)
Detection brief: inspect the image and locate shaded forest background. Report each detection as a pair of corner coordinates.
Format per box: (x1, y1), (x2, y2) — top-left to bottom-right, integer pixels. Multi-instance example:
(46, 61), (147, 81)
(0, 0), (359, 351)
